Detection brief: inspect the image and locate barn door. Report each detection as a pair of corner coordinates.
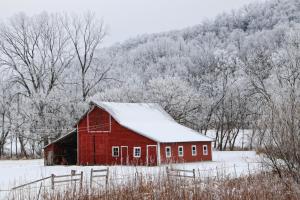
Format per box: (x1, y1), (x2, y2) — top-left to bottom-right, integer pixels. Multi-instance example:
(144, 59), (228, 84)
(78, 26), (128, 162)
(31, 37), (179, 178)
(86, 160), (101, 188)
(147, 145), (157, 166)
(121, 146), (128, 165)
(94, 135), (106, 164)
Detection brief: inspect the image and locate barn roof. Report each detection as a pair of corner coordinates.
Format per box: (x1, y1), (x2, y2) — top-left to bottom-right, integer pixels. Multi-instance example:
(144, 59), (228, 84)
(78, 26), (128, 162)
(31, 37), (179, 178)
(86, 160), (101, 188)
(90, 101), (214, 143)
(43, 129), (77, 149)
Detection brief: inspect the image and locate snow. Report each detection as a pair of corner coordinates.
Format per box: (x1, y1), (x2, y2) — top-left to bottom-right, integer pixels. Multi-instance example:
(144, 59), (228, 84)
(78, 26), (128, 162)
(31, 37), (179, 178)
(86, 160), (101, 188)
(44, 129), (76, 149)
(91, 101), (214, 143)
(0, 151), (262, 192)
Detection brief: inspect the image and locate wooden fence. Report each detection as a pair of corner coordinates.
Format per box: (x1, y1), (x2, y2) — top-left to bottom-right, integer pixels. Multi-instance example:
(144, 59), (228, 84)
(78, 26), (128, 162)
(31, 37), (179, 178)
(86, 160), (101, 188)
(10, 169), (109, 192)
(166, 162), (264, 183)
(51, 170), (83, 190)
(166, 167), (195, 181)
(1, 163), (263, 199)
(90, 168), (109, 188)
(11, 176), (52, 190)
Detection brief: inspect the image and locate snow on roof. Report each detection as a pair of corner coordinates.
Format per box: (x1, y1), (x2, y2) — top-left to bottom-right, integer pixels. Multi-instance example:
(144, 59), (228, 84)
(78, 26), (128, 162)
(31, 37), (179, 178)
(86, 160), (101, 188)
(91, 101), (214, 143)
(43, 129), (77, 149)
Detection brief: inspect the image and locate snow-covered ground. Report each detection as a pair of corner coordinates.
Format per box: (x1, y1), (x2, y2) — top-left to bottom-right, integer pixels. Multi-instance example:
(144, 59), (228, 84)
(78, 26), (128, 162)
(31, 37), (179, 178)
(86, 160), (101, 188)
(0, 151), (261, 200)
(0, 151), (261, 187)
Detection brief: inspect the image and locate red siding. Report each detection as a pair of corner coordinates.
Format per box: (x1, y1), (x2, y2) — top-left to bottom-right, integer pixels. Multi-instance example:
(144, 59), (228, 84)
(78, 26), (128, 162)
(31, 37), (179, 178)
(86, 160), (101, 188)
(160, 142), (212, 164)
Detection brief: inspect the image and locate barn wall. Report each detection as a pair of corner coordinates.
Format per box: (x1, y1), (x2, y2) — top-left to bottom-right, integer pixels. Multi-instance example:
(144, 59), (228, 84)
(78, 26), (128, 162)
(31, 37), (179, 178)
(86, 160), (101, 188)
(159, 142), (212, 164)
(78, 106), (157, 165)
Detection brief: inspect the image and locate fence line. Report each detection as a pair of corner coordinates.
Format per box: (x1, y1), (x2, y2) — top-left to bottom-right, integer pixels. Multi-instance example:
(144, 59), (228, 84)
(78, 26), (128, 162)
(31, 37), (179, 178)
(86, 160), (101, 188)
(11, 176), (52, 190)
(51, 170), (83, 190)
(166, 162), (264, 182)
(90, 168), (109, 189)
(1, 162), (265, 198)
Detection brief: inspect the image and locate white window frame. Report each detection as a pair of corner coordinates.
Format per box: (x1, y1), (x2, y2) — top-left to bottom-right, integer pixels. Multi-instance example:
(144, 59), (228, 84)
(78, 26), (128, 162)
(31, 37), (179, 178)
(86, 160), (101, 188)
(203, 145), (208, 155)
(191, 145), (197, 156)
(112, 146), (119, 157)
(133, 147), (141, 158)
(165, 146), (171, 158)
(178, 146), (184, 157)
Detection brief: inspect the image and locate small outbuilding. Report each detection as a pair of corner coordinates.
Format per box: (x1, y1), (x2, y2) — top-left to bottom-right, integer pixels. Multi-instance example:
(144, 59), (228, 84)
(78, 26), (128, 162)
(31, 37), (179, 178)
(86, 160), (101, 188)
(44, 101), (213, 166)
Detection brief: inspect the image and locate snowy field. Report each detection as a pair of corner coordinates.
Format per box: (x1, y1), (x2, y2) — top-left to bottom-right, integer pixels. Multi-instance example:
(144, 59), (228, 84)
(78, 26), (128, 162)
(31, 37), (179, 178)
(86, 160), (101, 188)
(0, 151), (262, 189)
(0, 151), (263, 199)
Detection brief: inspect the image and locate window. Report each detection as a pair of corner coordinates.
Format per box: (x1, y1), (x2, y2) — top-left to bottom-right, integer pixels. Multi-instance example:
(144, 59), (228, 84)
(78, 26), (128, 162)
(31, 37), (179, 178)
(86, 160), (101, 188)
(178, 146), (184, 157)
(133, 147), (141, 158)
(191, 145), (197, 156)
(203, 145), (208, 155)
(112, 146), (119, 157)
(165, 146), (171, 158)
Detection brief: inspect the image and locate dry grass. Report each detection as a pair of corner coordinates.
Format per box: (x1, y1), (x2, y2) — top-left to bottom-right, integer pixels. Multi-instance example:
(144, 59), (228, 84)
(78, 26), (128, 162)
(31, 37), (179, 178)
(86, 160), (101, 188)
(8, 171), (300, 200)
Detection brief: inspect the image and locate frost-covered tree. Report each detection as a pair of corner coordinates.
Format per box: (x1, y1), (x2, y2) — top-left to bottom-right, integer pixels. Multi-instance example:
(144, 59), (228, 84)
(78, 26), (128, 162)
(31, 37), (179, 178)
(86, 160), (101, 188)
(0, 80), (12, 157)
(146, 76), (199, 123)
(62, 12), (112, 101)
(0, 13), (74, 146)
(1, 0), (300, 158)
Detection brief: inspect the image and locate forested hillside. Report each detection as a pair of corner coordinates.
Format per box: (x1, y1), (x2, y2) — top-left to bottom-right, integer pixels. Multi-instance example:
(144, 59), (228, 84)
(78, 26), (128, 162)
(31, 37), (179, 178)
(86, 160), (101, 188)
(97, 0), (300, 152)
(0, 0), (300, 162)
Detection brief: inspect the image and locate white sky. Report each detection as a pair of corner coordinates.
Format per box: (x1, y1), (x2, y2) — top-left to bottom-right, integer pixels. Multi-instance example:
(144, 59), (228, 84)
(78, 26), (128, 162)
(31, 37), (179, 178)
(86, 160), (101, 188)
(0, 0), (265, 46)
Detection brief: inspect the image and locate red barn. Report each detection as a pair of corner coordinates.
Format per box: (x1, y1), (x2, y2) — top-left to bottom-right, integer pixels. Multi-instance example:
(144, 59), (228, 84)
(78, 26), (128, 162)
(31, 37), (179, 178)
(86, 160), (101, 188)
(44, 101), (213, 166)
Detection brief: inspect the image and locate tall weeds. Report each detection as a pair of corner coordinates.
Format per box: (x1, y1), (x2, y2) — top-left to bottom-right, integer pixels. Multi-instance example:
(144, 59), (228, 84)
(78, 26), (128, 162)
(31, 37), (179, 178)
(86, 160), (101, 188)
(8, 171), (300, 200)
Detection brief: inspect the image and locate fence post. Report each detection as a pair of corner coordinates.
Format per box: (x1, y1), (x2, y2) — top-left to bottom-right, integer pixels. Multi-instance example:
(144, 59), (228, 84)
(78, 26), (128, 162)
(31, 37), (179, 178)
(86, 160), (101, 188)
(248, 163), (251, 176)
(234, 164), (237, 178)
(51, 174), (55, 190)
(166, 166), (171, 186)
(90, 168), (93, 188)
(36, 182), (43, 200)
(105, 167), (109, 190)
(71, 170), (76, 185)
(192, 168), (196, 195)
(216, 166), (219, 181)
(166, 167), (169, 179)
(80, 171), (83, 190)
(135, 169), (139, 186)
(192, 169), (196, 182)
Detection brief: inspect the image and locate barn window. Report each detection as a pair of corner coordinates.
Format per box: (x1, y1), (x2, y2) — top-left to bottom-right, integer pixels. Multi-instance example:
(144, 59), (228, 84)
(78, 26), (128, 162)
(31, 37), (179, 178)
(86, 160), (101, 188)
(133, 147), (141, 158)
(191, 145), (197, 156)
(165, 146), (171, 158)
(203, 145), (208, 155)
(178, 146), (184, 157)
(112, 146), (119, 157)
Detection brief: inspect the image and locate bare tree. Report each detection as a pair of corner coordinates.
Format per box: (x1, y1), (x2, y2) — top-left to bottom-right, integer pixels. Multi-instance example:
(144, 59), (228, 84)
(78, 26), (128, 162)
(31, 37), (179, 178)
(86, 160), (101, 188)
(246, 28), (300, 182)
(0, 13), (73, 142)
(62, 13), (111, 101)
(0, 13), (72, 97)
(0, 82), (12, 157)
